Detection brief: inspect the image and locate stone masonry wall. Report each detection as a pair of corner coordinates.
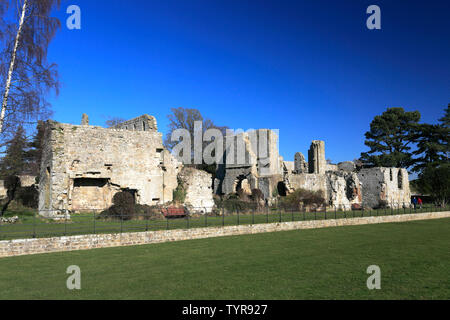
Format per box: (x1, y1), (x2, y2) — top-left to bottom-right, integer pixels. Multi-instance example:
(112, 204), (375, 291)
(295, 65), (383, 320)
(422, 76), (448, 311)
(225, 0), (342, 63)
(39, 120), (181, 217)
(178, 167), (215, 213)
(358, 167), (411, 208)
(112, 114), (158, 131)
(1, 211), (448, 258)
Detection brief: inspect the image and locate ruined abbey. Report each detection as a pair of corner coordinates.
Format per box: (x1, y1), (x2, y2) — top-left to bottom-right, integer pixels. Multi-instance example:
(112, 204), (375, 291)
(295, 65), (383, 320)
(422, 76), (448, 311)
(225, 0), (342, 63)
(38, 114), (411, 218)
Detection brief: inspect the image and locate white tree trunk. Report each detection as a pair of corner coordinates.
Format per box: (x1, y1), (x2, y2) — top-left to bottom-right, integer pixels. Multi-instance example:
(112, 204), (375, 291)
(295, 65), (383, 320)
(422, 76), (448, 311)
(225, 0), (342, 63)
(0, 0), (29, 133)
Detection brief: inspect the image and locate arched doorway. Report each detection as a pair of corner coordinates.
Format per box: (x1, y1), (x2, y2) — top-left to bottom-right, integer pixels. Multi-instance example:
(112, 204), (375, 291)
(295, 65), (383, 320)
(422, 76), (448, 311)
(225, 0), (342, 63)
(234, 175), (251, 195)
(277, 181), (288, 197)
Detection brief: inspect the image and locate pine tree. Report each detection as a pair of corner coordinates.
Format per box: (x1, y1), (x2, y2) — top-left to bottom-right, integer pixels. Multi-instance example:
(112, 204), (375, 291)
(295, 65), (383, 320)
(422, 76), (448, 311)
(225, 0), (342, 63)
(360, 107), (421, 168)
(24, 120), (45, 175)
(0, 124), (27, 177)
(0, 125), (27, 215)
(411, 123), (447, 172)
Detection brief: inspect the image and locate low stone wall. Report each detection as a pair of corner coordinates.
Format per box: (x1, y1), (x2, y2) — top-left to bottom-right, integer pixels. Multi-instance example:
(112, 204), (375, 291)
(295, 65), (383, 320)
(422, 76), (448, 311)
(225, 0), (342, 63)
(1, 211), (449, 258)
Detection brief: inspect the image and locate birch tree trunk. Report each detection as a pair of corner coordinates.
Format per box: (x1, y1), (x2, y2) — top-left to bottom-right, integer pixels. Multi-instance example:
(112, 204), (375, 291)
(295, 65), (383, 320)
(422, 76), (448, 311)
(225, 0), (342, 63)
(0, 0), (29, 134)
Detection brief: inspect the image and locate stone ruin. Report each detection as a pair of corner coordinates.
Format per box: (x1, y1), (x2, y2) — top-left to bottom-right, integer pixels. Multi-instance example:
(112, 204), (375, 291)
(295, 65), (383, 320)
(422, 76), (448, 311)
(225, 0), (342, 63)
(214, 130), (411, 210)
(38, 114), (411, 218)
(38, 114), (214, 218)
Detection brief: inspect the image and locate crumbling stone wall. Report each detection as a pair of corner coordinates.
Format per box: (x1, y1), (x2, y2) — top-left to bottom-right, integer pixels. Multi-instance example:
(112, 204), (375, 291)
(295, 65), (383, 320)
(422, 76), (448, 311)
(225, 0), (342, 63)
(308, 140), (326, 174)
(294, 152), (308, 173)
(326, 171), (362, 209)
(112, 114), (158, 132)
(39, 119), (181, 218)
(358, 167), (411, 208)
(18, 175), (36, 187)
(220, 129), (282, 199)
(178, 167), (215, 213)
(0, 180), (6, 199)
(217, 137), (410, 209)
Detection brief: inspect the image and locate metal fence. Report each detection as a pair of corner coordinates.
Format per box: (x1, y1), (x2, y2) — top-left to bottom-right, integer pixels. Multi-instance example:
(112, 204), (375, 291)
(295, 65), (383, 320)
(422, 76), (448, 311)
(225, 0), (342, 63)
(0, 202), (448, 241)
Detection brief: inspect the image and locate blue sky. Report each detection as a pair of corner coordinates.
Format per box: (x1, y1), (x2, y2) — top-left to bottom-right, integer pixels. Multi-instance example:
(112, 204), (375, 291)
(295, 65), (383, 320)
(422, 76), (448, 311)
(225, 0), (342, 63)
(47, 0), (450, 163)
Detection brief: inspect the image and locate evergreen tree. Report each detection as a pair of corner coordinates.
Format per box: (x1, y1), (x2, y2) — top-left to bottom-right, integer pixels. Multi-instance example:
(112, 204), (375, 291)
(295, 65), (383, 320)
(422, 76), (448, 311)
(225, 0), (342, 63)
(0, 124), (27, 177)
(360, 107), (421, 168)
(24, 120), (45, 175)
(0, 125), (27, 215)
(411, 123), (447, 172)
(415, 163), (450, 206)
(413, 104), (450, 205)
(438, 103), (450, 161)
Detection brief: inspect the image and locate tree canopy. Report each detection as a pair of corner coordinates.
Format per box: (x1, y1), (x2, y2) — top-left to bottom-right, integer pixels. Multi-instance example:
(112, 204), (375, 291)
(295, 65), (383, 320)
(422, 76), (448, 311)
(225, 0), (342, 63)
(0, 0), (60, 142)
(360, 107), (421, 168)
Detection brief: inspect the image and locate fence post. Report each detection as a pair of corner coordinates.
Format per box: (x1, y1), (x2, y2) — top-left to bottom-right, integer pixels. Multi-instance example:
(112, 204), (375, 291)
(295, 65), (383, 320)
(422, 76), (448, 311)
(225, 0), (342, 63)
(335, 206), (337, 219)
(64, 213), (67, 236)
(187, 214), (190, 229)
(266, 207), (269, 223)
(252, 208), (255, 225)
(205, 210), (208, 228)
(237, 209), (240, 226)
(279, 209), (282, 223)
(33, 211), (37, 238)
(120, 216), (123, 234)
(222, 208), (225, 227)
(93, 211), (96, 234)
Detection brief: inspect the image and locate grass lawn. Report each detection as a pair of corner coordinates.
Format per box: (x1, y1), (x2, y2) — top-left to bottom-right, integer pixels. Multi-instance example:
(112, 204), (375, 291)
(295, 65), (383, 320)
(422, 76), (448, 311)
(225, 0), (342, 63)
(0, 218), (449, 300)
(1, 204), (448, 240)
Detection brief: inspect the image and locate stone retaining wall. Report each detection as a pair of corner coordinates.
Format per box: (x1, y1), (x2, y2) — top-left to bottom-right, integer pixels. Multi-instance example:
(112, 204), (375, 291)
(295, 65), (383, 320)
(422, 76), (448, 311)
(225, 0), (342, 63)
(1, 211), (449, 258)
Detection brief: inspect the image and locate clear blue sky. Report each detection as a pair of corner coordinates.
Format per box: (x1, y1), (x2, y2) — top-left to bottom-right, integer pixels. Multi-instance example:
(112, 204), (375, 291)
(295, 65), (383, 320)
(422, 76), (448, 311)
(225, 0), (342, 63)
(47, 0), (450, 163)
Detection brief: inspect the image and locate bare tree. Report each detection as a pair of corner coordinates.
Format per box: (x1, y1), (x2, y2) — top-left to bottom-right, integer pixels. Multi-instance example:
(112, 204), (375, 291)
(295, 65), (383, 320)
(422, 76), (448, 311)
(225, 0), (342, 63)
(0, 0), (60, 141)
(105, 117), (126, 128)
(164, 107), (228, 173)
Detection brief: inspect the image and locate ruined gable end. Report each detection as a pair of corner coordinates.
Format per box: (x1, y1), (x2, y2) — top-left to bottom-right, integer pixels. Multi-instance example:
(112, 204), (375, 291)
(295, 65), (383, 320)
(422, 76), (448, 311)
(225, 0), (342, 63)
(38, 116), (180, 218)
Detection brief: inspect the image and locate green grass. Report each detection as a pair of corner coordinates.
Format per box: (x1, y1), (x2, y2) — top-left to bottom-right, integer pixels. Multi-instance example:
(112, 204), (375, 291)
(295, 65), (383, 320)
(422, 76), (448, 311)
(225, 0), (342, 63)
(1, 204), (448, 240)
(0, 218), (449, 299)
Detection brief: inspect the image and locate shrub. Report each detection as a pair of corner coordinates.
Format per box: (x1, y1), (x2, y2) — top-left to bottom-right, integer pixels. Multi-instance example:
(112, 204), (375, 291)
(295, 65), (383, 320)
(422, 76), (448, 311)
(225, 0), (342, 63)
(272, 187), (279, 198)
(214, 198), (257, 213)
(16, 186), (39, 208)
(279, 188), (326, 210)
(135, 204), (164, 220)
(237, 188), (250, 201)
(100, 191), (136, 220)
(375, 200), (388, 209)
(250, 188), (264, 202)
(172, 180), (186, 204)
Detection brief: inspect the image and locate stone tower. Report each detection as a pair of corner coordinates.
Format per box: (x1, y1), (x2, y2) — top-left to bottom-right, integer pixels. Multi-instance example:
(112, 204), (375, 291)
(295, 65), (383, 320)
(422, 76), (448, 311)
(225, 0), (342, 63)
(294, 152), (308, 173)
(81, 113), (89, 126)
(308, 140), (326, 174)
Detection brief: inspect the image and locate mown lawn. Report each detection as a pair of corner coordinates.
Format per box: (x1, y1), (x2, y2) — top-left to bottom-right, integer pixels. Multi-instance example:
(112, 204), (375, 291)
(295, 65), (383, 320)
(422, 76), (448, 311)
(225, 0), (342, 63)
(0, 218), (449, 300)
(1, 204), (447, 240)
